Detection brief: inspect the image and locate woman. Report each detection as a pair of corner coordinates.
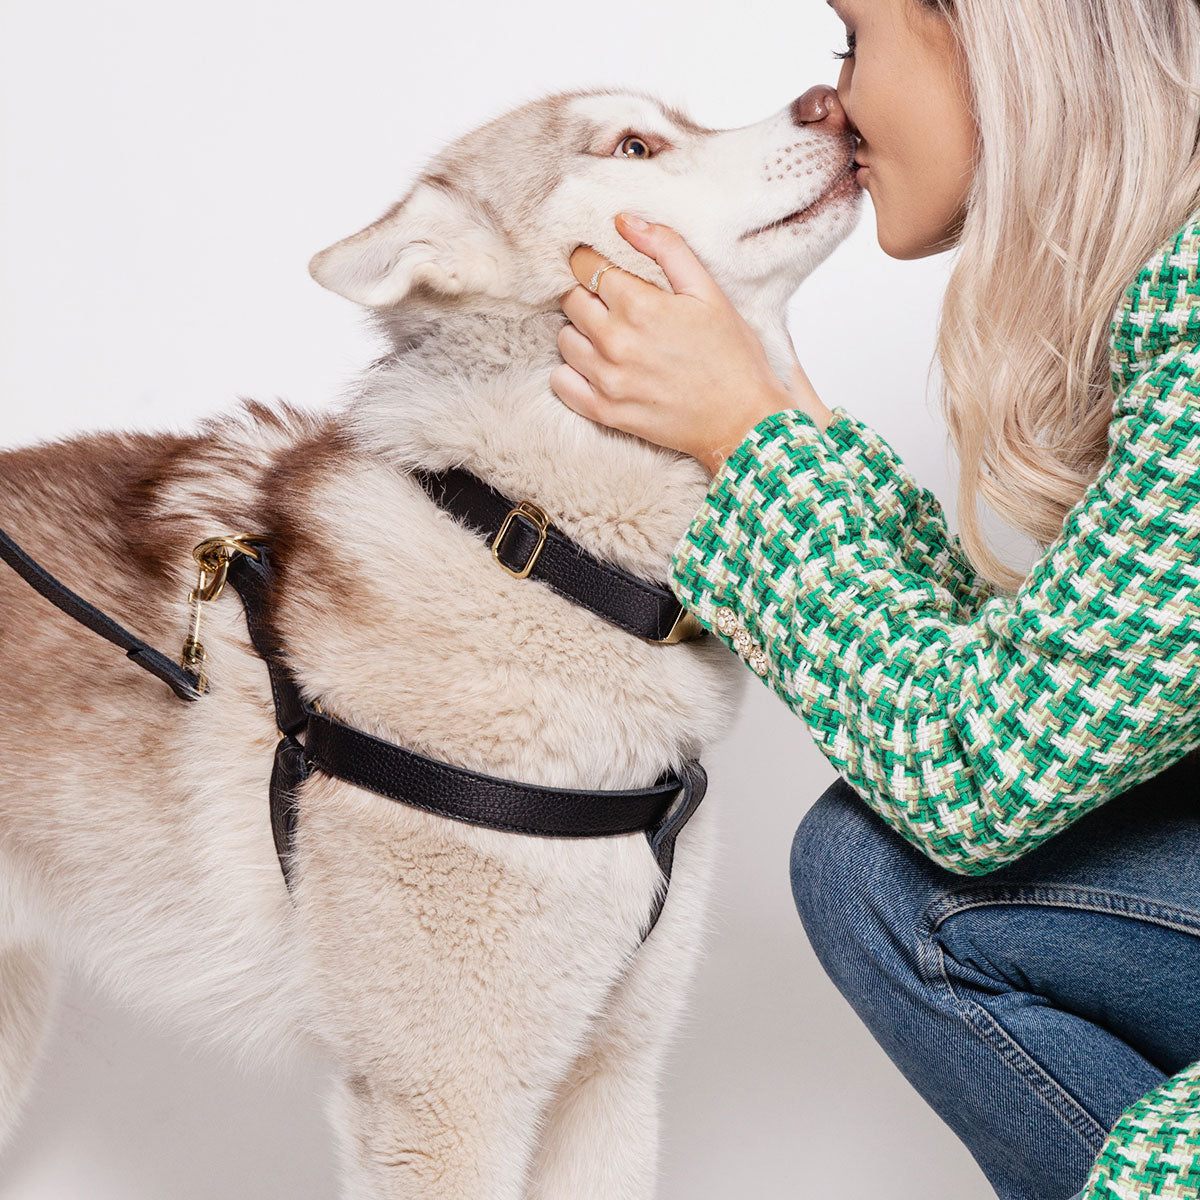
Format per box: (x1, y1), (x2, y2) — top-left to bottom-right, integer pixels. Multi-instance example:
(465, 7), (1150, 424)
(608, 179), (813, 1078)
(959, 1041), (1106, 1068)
(549, 1), (1200, 1198)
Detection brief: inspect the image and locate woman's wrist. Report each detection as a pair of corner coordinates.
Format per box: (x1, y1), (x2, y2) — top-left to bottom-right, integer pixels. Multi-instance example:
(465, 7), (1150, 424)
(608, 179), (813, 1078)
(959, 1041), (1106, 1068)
(697, 383), (792, 477)
(786, 361), (836, 433)
(698, 372), (834, 477)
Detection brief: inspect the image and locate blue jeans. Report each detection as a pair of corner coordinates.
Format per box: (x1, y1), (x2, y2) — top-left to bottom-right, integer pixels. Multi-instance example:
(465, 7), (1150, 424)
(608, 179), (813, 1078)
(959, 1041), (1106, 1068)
(789, 747), (1200, 1200)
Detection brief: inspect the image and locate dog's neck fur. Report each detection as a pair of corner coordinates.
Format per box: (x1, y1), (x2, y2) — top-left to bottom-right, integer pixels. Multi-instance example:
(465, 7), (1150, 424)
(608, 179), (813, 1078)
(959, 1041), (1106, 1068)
(343, 297), (791, 580)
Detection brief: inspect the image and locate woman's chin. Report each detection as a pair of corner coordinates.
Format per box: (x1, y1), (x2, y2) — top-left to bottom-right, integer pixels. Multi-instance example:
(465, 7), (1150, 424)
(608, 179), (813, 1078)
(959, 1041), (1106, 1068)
(878, 195), (969, 259)
(875, 209), (960, 261)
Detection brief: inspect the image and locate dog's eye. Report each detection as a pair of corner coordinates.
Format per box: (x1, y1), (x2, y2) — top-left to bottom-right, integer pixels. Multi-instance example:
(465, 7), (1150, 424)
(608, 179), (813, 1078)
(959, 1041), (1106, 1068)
(614, 136), (652, 159)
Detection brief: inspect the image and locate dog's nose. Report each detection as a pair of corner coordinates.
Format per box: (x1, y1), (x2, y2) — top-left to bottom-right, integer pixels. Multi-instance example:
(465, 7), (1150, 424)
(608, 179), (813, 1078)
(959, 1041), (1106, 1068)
(790, 85), (852, 135)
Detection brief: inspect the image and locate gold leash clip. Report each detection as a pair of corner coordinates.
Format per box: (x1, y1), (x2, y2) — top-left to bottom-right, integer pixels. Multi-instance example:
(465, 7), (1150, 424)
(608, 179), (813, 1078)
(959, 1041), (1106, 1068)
(180, 534), (266, 694)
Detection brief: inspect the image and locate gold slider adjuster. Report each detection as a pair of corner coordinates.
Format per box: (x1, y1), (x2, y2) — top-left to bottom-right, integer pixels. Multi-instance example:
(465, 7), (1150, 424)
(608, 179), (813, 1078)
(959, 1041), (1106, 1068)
(492, 500), (549, 579)
(657, 605), (706, 644)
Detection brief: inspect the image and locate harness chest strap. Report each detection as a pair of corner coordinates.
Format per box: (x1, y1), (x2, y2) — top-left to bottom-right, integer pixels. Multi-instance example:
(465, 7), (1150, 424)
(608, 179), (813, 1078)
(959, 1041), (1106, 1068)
(222, 544), (707, 943)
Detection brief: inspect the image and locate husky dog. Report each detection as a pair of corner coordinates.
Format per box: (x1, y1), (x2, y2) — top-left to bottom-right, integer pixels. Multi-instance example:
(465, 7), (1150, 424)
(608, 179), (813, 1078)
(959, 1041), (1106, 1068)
(0, 87), (860, 1197)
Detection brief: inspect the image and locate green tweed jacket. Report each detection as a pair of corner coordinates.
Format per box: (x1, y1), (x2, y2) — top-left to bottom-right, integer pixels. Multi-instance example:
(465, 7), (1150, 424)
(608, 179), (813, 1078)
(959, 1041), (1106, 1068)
(668, 208), (1200, 1200)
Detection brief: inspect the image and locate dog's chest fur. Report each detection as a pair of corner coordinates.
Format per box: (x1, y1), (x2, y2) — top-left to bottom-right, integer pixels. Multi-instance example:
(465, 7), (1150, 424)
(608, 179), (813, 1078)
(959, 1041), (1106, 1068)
(243, 303), (745, 791)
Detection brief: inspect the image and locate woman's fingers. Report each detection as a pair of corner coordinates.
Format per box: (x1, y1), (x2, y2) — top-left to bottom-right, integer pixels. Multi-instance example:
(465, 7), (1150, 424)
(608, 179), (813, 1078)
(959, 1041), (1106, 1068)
(549, 360), (618, 424)
(614, 214), (719, 300)
(567, 244), (617, 294)
(567, 244), (662, 319)
(556, 317), (605, 380)
(559, 281), (639, 375)
(559, 283), (611, 344)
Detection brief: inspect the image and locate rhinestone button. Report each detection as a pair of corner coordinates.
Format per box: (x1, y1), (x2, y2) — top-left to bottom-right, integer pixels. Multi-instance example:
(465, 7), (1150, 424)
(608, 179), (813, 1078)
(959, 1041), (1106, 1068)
(748, 647), (769, 676)
(714, 606), (738, 636)
(732, 625), (753, 656)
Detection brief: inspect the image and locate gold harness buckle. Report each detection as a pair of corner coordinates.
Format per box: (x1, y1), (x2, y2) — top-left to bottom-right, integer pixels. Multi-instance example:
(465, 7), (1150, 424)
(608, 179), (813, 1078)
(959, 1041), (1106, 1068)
(492, 501), (549, 579)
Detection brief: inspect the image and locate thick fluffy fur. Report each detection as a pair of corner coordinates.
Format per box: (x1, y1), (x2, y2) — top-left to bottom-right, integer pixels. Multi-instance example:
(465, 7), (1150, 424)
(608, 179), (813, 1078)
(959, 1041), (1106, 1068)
(0, 88), (859, 1197)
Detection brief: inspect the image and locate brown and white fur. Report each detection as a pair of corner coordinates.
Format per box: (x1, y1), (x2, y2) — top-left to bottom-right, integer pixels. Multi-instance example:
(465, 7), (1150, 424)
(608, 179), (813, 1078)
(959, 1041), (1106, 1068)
(0, 87), (860, 1198)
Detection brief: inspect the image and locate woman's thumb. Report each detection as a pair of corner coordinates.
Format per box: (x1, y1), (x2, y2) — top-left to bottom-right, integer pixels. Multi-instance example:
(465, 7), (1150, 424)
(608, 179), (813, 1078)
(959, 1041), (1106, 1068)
(615, 213), (716, 298)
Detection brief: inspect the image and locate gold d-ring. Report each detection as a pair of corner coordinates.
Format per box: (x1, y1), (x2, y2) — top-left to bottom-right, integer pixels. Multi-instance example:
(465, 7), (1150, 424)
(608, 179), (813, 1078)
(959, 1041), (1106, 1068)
(587, 264), (617, 294)
(189, 534), (264, 603)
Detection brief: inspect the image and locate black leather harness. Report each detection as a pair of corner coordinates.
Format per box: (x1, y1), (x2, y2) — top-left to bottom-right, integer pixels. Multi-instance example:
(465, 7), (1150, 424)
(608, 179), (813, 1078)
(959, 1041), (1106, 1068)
(0, 466), (709, 943)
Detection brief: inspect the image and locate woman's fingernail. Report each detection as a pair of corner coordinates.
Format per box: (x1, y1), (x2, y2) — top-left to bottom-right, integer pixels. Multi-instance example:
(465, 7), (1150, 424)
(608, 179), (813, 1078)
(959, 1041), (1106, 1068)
(619, 212), (650, 232)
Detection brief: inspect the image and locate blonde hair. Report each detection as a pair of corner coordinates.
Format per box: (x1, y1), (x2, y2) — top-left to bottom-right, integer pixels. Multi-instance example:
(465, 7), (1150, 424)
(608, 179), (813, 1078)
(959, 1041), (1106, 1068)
(918, 0), (1200, 592)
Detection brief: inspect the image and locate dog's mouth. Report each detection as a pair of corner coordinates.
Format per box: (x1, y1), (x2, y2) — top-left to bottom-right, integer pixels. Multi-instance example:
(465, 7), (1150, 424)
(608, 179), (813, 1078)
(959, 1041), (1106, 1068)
(740, 155), (860, 241)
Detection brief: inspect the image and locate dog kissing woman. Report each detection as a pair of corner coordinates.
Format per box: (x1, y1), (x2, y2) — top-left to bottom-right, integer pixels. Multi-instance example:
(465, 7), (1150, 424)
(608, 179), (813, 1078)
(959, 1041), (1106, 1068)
(553, 2), (1200, 1199)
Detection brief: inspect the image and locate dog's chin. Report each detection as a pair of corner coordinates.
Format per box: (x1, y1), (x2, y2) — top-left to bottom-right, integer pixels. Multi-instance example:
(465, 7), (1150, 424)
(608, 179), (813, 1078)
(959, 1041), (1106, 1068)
(729, 201), (862, 293)
(740, 167), (862, 244)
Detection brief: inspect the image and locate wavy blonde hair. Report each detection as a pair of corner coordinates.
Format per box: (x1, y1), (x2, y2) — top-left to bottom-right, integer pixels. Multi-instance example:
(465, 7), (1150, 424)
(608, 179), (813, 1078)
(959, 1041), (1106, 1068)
(917, 0), (1200, 592)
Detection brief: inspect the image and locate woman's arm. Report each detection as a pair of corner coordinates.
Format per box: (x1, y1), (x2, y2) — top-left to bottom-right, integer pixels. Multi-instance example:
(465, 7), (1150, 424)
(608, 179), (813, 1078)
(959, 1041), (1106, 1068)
(1084, 1059), (1200, 1200)
(670, 333), (1200, 874)
(822, 404), (997, 619)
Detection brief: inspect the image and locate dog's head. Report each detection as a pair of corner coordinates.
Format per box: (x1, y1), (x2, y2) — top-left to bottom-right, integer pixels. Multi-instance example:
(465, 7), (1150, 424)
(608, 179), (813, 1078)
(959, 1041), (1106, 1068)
(309, 87), (861, 320)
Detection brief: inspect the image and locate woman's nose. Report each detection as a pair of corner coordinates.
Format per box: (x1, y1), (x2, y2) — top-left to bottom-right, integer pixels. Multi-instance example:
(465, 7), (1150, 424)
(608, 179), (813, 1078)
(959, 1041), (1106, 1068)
(791, 84), (853, 136)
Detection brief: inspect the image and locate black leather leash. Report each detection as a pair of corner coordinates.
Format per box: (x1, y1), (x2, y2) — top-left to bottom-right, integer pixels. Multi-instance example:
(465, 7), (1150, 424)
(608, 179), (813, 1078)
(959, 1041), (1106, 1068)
(0, 466), (710, 942)
(0, 525), (204, 701)
(225, 541), (706, 942)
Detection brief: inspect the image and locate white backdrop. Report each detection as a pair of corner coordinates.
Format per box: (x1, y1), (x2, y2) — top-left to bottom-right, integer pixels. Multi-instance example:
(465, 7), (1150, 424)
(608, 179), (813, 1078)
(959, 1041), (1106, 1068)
(0, 0), (997, 1196)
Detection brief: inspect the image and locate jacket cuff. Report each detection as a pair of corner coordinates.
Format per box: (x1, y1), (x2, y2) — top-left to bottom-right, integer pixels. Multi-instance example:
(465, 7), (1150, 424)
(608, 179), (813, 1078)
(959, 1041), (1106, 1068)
(669, 406), (847, 679)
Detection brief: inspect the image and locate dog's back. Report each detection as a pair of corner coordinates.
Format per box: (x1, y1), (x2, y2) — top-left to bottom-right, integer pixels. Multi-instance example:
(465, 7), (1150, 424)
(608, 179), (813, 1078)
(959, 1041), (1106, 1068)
(0, 416), (327, 1064)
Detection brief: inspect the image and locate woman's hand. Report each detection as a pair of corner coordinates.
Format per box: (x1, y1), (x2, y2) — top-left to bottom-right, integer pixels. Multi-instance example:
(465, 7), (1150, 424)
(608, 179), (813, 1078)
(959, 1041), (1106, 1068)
(551, 212), (835, 477)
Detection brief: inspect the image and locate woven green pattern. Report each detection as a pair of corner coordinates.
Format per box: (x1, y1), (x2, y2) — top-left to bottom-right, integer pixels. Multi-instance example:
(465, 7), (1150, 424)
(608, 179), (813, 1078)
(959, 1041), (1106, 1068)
(822, 406), (997, 621)
(667, 208), (1200, 1194)
(1085, 1062), (1200, 1200)
(671, 212), (1200, 872)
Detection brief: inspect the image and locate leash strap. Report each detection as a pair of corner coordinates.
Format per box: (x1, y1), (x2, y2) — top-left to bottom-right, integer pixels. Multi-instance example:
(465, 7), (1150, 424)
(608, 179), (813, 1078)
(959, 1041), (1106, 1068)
(225, 543), (706, 942)
(0, 525), (203, 701)
(412, 467), (705, 644)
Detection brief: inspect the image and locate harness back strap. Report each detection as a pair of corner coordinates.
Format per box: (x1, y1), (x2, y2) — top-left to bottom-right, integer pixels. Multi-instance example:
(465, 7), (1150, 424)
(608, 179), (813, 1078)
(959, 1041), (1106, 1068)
(225, 544), (707, 942)
(0, 525), (203, 701)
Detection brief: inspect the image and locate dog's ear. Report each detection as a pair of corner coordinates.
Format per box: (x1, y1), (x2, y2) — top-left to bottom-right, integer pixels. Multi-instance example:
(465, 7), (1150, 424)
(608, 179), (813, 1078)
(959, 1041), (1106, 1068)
(309, 181), (510, 307)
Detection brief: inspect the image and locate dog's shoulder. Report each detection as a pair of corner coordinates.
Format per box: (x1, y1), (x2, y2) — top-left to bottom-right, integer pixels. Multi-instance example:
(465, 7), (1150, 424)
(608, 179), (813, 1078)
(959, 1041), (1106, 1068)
(0, 397), (351, 605)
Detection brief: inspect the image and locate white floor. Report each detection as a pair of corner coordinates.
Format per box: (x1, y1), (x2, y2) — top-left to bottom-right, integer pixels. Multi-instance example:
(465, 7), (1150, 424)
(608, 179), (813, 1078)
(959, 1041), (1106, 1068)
(0, 683), (993, 1200)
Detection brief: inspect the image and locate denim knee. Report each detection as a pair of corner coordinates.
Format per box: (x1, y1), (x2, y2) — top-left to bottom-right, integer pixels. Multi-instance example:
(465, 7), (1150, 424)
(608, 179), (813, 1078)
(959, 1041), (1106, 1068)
(790, 777), (876, 969)
(789, 777), (936, 1001)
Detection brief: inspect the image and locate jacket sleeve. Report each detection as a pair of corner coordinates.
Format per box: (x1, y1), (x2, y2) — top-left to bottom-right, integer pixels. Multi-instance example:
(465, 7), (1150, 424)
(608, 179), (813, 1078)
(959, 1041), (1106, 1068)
(1083, 1061), (1200, 1200)
(821, 404), (996, 620)
(668, 335), (1200, 874)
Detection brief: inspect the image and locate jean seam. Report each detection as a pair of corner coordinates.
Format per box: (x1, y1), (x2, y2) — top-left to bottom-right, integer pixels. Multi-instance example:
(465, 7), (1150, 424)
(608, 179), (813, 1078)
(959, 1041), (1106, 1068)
(922, 885), (1200, 942)
(911, 885), (1200, 1153)
(915, 904), (1117, 1154)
